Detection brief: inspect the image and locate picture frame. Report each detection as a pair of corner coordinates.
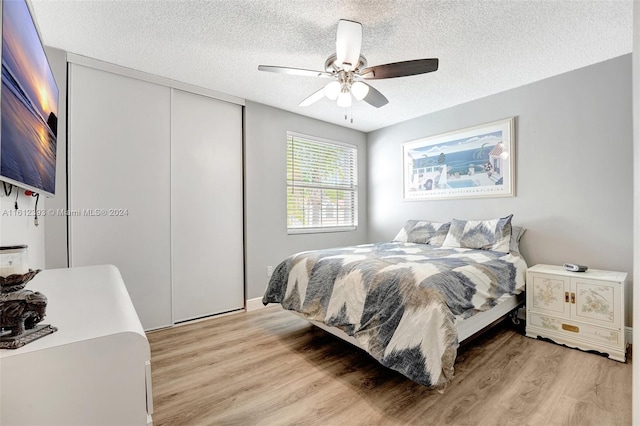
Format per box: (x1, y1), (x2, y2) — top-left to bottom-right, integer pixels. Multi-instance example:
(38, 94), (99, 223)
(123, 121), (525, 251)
(402, 117), (515, 201)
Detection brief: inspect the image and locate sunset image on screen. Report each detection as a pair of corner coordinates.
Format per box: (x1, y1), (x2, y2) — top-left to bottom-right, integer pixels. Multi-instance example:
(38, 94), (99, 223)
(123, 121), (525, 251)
(1, 0), (58, 195)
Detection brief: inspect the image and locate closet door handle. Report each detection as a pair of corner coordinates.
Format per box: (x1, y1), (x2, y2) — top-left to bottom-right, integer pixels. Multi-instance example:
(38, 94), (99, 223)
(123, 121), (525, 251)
(571, 293), (576, 304)
(565, 292), (569, 303)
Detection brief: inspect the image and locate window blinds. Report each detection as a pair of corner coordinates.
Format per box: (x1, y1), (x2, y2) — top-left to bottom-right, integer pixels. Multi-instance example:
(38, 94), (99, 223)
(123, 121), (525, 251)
(286, 133), (358, 232)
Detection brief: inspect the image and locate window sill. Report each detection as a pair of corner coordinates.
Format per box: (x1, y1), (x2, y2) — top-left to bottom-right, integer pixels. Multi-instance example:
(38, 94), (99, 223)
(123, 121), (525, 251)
(287, 226), (357, 235)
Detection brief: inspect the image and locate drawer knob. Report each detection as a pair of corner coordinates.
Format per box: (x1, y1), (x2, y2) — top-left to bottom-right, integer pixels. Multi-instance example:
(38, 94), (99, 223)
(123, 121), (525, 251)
(562, 323), (579, 333)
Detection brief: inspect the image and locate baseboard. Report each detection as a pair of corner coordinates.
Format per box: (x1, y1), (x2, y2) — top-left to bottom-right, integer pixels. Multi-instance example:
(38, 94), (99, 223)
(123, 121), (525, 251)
(626, 326), (633, 345)
(246, 297), (267, 312)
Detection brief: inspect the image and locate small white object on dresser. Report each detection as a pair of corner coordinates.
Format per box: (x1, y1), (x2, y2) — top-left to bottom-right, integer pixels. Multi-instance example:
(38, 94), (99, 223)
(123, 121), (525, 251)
(0, 265), (153, 425)
(526, 264), (627, 362)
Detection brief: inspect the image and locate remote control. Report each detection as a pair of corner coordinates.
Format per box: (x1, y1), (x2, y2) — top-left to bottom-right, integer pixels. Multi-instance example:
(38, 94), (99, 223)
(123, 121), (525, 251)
(563, 263), (588, 272)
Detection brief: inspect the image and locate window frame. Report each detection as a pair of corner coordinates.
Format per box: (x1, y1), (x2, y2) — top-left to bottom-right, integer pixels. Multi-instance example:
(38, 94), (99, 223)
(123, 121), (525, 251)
(286, 131), (358, 235)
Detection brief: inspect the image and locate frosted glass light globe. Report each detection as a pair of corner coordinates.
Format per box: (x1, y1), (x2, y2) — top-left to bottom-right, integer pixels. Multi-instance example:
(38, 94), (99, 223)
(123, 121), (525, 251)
(324, 81), (341, 100)
(337, 91), (352, 108)
(351, 81), (369, 101)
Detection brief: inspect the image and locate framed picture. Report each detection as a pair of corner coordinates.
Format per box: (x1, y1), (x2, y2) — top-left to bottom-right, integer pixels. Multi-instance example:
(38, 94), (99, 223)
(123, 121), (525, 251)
(402, 117), (515, 201)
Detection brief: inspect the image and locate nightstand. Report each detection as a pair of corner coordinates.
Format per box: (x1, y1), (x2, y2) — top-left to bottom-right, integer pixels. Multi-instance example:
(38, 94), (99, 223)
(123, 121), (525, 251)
(525, 264), (627, 362)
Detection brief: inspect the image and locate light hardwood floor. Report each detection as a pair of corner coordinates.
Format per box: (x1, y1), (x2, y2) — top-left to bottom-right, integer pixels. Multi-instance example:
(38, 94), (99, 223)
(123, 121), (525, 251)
(147, 306), (632, 425)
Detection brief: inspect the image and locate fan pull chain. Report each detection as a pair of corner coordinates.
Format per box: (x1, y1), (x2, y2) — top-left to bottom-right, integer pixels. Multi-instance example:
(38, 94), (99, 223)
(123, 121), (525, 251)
(344, 107), (354, 124)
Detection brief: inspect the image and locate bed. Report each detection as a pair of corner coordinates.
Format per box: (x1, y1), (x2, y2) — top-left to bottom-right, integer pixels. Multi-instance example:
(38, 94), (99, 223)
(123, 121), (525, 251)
(262, 217), (527, 390)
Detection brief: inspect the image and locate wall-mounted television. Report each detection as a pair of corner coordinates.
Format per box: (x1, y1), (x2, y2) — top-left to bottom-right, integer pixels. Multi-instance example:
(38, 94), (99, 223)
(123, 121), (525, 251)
(0, 0), (58, 197)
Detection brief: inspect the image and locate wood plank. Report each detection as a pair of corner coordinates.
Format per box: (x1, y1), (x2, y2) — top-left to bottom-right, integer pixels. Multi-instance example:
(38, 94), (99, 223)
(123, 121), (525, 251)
(147, 306), (632, 425)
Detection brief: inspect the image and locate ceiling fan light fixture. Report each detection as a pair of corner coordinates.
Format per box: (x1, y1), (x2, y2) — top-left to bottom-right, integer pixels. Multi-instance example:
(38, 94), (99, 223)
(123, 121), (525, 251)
(324, 81), (341, 100)
(337, 91), (352, 108)
(351, 81), (369, 101)
(259, 19), (438, 111)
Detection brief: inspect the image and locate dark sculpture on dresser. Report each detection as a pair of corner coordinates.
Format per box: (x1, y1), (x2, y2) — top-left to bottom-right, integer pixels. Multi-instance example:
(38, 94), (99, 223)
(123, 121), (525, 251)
(0, 270), (57, 349)
(1, 289), (48, 334)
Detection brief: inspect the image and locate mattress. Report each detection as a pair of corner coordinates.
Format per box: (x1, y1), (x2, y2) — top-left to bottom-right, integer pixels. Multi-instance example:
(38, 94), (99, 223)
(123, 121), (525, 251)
(293, 291), (523, 350)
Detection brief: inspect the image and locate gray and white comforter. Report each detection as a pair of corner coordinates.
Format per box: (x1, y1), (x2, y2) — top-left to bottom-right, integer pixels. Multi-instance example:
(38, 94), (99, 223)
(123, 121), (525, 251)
(262, 242), (527, 389)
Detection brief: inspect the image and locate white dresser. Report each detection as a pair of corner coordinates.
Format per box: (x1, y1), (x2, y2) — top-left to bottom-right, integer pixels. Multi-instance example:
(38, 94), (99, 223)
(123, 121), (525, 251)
(0, 265), (153, 425)
(525, 264), (627, 362)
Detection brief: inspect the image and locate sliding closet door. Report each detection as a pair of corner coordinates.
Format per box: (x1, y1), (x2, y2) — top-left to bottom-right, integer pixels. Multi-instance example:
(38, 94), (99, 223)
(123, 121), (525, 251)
(171, 89), (244, 322)
(68, 64), (172, 330)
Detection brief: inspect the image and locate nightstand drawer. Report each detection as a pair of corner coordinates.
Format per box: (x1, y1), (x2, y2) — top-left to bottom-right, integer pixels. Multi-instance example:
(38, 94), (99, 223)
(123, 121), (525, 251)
(528, 313), (621, 347)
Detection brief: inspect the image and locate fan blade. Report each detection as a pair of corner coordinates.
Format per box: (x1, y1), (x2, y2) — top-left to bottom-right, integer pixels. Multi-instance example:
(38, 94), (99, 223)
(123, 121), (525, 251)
(258, 65), (333, 78)
(361, 58), (439, 79)
(336, 20), (362, 71)
(298, 88), (326, 107)
(361, 83), (388, 108)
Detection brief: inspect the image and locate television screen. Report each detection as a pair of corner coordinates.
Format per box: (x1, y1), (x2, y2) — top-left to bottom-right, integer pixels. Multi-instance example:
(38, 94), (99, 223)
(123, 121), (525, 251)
(0, 0), (58, 197)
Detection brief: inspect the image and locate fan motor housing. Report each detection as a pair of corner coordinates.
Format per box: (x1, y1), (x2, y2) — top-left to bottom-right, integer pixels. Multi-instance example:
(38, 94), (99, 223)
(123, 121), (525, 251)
(325, 53), (368, 73)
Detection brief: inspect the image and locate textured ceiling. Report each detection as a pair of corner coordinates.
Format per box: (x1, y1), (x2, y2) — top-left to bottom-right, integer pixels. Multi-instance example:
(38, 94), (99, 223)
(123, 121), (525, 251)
(30, 0), (633, 133)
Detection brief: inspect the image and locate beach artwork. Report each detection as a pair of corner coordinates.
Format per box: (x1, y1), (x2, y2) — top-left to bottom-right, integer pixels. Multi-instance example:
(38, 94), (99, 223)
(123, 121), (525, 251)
(402, 118), (515, 200)
(0, 0), (58, 196)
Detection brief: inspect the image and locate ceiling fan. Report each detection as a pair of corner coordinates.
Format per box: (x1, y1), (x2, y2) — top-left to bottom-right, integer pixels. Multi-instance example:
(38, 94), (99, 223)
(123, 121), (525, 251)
(258, 19), (439, 109)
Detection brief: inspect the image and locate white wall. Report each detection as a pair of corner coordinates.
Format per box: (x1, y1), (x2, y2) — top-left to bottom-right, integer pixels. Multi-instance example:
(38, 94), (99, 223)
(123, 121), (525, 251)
(367, 55), (633, 327)
(632, 2), (639, 423)
(0, 192), (44, 269)
(244, 101), (368, 299)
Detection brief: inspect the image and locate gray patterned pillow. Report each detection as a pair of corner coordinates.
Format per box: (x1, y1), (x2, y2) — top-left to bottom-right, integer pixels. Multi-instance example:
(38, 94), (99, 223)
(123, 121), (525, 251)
(393, 220), (451, 246)
(510, 225), (526, 255)
(442, 215), (513, 252)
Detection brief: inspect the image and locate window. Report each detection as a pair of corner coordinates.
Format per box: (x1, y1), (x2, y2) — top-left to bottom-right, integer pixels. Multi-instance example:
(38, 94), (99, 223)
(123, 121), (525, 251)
(287, 132), (357, 233)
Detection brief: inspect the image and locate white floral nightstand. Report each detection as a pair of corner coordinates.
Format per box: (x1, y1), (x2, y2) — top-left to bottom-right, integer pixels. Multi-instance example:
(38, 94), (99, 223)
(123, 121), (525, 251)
(525, 264), (627, 362)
